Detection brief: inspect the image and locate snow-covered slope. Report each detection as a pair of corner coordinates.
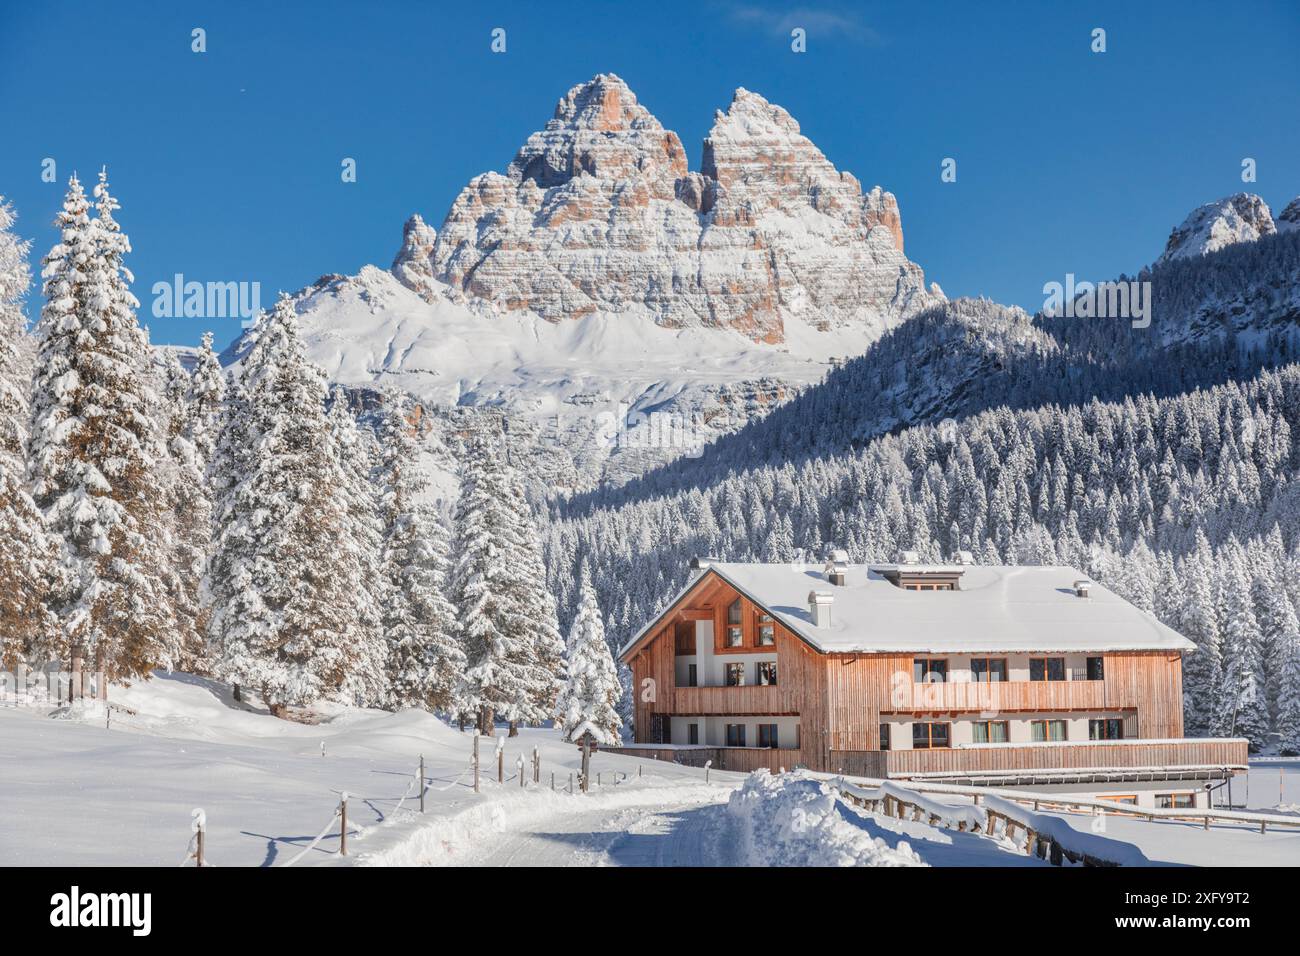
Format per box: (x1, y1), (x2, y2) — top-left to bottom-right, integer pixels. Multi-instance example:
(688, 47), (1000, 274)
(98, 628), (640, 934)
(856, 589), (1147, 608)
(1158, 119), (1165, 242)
(225, 266), (886, 488)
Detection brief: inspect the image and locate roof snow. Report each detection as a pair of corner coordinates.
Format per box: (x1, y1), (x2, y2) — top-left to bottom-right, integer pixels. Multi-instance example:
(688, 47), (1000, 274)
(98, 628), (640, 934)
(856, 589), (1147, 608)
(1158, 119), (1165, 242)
(621, 563), (1195, 658)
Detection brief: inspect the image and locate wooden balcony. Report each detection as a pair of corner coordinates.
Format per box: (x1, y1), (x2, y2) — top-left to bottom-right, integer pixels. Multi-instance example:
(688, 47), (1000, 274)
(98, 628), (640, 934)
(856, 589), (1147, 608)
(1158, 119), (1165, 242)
(889, 679), (1106, 713)
(672, 684), (792, 715)
(830, 738), (1249, 780)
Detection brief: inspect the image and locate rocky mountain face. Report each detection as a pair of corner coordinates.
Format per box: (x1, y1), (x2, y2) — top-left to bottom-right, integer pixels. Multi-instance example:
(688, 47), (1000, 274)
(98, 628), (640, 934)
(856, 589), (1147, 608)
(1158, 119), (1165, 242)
(399, 73), (940, 344)
(1159, 192), (1278, 263)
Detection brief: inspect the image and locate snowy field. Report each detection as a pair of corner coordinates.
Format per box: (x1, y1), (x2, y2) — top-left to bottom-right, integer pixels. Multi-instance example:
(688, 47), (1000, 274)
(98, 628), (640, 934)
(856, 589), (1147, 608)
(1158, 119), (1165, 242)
(1, 671), (1297, 867)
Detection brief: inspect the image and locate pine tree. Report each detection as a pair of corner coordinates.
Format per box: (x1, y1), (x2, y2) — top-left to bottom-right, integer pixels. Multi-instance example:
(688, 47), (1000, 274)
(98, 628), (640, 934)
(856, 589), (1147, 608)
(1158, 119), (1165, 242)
(1277, 634), (1300, 755)
(206, 294), (364, 716)
(377, 393), (465, 711)
(185, 331), (225, 470)
(29, 173), (176, 681)
(450, 430), (561, 733)
(327, 390), (388, 706)
(555, 563), (622, 743)
(0, 195), (54, 666)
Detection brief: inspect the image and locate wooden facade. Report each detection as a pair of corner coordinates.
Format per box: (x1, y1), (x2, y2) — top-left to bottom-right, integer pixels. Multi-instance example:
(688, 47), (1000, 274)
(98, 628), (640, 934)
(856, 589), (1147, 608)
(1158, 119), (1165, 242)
(620, 569), (1239, 779)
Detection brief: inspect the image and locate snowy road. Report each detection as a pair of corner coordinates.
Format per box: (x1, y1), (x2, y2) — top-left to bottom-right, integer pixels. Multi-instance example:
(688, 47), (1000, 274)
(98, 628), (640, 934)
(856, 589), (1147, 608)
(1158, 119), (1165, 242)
(457, 800), (733, 867)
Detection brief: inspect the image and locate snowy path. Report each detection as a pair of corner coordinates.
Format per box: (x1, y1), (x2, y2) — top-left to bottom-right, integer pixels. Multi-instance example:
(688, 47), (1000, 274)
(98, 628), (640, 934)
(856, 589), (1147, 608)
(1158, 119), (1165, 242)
(455, 799), (733, 867)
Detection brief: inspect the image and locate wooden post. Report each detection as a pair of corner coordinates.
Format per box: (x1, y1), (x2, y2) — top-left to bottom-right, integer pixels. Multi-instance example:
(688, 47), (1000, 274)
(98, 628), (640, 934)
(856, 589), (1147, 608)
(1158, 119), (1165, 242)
(419, 754), (425, 813)
(581, 737), (591, 793)
(638, 764), (642, 778)
(533, 746), (540, 784)
(473, 735), (480, 793)
(517, 755), (525, 788)
(192, 809), (205, 868)
(1204, 815), (1210, 830)
(497, 739), (504, 784)
(340, 793), (349, 856)
(597, 771), (601, 788)
(551, 771), (555, 791)
(569, 772), (574, 794)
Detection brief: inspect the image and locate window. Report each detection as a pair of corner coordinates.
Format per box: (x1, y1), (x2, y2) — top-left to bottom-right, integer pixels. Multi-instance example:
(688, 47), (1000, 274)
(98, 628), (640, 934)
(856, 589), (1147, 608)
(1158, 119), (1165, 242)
(912, 722), (951, 749)
(879, 724), (891, 751)
(757, 661), (778, 686)
(1030, 719), (1068, 742)
(725, 662), (746, 687)
(673, 621), (694, 655)
(725, 599), (743, 647)
(1157, 793), (1195, 809)
(913, 658), (948, 683)
(970, 657), (1007, 683)
(756, 613), (776, 646)
(971, 720), (1009, 743)
(1089, 718), (1124, 740)
(1030, 657), (1066, 682)
(687, 723), (699, 745)
(1086, 656), (1105, 681)
(1104, 794), (1138, 806)
(757, 724), (779, 748)
(725, 723), (746, 747)
(685, 663), (698, 688)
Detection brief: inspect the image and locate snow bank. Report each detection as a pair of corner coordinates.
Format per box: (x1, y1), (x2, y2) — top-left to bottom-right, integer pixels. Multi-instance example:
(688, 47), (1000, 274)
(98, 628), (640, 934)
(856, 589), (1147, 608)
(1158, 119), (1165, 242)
(727, 771), (926, 867)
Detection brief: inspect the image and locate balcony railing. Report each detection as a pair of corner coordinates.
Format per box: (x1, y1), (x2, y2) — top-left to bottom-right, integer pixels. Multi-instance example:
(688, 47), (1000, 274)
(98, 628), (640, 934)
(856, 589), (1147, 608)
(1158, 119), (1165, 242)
(891, 679), (1106, 713)
(830, 738), (1249, 780)
(672, 683), (792, 715)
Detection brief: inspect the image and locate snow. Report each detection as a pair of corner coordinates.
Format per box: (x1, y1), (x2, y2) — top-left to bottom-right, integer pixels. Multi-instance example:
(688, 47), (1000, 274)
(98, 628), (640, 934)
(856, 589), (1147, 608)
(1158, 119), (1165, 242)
(222, 266), (882, 487)
(727, 771), (925, 866)
(3, 672), (1295, 867)
(623, 563), (1194, 658)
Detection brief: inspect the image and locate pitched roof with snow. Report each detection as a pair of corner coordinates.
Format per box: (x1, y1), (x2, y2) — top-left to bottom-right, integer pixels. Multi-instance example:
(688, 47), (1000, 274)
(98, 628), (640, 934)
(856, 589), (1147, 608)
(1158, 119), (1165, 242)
(620, 563), (1195, 659)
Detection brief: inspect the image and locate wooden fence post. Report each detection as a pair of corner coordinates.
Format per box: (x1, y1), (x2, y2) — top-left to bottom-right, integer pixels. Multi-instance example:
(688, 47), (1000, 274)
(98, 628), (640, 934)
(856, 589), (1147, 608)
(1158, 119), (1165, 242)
(517, 755), (525, 788)
(497, 737), (504, 784)
(191, 809), (206, 868)
(419, 754), (425, 813)
(581, 737), (591, 793)
(339, 792), (349, 857)
(473, 735), (480, 793)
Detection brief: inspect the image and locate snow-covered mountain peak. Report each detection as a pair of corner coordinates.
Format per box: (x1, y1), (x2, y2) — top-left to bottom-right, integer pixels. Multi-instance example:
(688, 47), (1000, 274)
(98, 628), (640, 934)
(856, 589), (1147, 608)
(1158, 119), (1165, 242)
(1159, 193), (1276, 264)
(1277, 197), (1300, 234)
(391, 214), (438, 301)
(416, 73), (939, 344)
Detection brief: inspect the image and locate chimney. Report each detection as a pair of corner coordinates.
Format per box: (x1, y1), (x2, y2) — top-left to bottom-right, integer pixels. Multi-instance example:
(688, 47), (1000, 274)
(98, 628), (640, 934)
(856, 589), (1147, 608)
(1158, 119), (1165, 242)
(690, 556), (716, 572)
(1073, 578), (1092, 598)
(824, 549), (849, 586)
(808, 590), (833, 627)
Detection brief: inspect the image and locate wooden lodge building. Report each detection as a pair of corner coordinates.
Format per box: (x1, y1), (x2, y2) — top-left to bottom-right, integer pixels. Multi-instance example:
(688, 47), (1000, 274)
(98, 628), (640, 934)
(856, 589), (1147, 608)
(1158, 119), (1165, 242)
(612, 553), (1248, 808)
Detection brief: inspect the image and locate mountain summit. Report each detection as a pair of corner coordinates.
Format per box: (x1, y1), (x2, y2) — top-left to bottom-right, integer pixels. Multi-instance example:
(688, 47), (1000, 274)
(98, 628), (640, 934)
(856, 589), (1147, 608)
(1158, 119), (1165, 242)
(399, 74), (940, 344)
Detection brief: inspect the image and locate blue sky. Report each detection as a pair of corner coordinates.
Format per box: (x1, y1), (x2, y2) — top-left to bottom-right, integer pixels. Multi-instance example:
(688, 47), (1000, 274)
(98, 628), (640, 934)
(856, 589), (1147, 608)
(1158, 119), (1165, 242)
(2, 0), (1298, 346)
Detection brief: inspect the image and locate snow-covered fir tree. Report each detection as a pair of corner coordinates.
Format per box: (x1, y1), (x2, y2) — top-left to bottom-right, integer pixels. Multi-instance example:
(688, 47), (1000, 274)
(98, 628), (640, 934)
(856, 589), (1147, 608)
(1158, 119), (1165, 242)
(156, 349), (210, 671)
(0, 195), (54, 666)
(184, 331), (225, 470)
(206, 294), (371, 717)
(326, 390), (388, 706)
(450, 429), (563, 734)
(555, 562), (622, 743)
(376, 392), (464, 711)
(29, 173), (176, 680)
